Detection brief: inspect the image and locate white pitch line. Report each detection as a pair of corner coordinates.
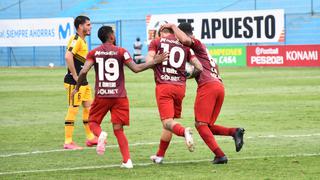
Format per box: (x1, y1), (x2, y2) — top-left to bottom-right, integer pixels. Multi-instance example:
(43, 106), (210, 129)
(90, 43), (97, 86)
(0, 153), (319, 176)
(1, 133), (319, 158)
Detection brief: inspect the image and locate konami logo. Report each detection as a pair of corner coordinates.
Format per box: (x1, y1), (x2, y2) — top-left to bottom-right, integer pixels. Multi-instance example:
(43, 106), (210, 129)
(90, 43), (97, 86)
(286, 51), (318, 61)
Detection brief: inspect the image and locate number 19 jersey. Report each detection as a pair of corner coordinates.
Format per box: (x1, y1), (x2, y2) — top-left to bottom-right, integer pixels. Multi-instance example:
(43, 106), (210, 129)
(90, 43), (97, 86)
(86, 42), (132, 98)
(148, 34), (195, 86)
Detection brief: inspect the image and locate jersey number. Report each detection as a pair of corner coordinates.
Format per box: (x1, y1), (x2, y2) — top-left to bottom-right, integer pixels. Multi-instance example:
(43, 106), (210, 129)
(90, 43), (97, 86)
(160, 43), (185, 68)
(96, 58), (119, 81)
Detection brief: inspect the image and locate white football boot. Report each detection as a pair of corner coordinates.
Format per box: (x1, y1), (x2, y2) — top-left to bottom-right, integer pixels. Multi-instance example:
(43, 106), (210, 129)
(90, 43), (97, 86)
(120, 159), (133, 169)
(96, 131), (107, 155)
(150, 155), (164, 164)
(184, 127), (195, 152)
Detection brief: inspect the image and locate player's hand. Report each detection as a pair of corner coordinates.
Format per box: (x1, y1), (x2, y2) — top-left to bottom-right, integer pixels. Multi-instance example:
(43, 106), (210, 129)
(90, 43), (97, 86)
(71, 88), (79, 98)
(160, 23), (175, 31)
(72, 75), (78, 82)
(154, 52), (169, 64)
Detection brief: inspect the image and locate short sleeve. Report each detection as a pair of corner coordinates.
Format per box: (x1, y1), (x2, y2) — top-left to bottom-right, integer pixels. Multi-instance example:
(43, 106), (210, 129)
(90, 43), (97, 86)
(86, 50), (95, 62)
(120, 48), (133, 64)
(148, 39), (158, 52)
(190, 38), (204, 53)
(67, 36), (81, 55)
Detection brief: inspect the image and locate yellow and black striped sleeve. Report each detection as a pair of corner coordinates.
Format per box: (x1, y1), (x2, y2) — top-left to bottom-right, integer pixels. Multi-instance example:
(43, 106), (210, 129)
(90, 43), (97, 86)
(67, 35), (80, 55)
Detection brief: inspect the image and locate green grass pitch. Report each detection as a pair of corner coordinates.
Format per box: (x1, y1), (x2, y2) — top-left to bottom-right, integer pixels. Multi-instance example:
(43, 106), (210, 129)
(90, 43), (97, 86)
(0, 67), (319, 179)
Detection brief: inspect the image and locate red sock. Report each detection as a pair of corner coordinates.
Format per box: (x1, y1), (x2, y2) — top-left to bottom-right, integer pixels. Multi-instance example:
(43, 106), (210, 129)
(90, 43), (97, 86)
(196, 125), (225, 157)
(156, 140), (170, 157)
(209, 125), (236, 136)
(213, 147), (225, 158)
(172, 124), (185, 137)
(113, 129), (130, 163)
(89, 120), (102, 137)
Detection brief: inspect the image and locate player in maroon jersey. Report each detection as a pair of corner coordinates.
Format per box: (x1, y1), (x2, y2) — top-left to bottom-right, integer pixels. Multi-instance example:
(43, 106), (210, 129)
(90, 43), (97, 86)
(161, 22), (245, 164)
(146, 25), (203, 164)
(73, 26), (168, 168)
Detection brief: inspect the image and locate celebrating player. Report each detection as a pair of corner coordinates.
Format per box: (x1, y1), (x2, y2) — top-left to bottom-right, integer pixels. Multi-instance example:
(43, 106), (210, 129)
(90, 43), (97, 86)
(73, 26), (168, 168)
(147, 24), (203, 164)
(162, 22), (245, 164)
(63, 15), (97, 150)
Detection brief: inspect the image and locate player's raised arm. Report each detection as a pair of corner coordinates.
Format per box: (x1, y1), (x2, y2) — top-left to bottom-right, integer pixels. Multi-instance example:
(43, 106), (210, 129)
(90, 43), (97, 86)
(126, 52), (168, 73)
(161, 23), (193, 47)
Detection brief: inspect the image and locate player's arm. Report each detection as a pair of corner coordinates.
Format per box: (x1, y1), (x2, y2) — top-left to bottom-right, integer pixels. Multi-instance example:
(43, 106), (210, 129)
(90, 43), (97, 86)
(126, 51), (168, 73)
(65, 37), (81, 81)
(65, 51), (78, 81)
(73, 60), (94, 93)
(190, 56), (203, 73)
(161, 23), (193, 46)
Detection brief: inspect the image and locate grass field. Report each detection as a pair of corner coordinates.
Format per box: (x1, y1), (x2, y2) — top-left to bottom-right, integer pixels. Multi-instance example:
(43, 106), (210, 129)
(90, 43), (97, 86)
(0, 67), (319, 179)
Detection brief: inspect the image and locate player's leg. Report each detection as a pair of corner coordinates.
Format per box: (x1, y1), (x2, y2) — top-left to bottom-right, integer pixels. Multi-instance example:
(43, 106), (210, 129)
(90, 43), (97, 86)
(156, 84), (194, 152)
(113, 123), (132, 168)
(111, 97), (132, 168)
(63, 83), (82, 150)
(208, 83), (245, 152)
(172, 85), (194, 152)
(195, 121), (227, 164)
(194, 83), (227, 163)
(81, 85), (98, 147)
(88, 97), (110, 155)
(151, 128), (172, 163)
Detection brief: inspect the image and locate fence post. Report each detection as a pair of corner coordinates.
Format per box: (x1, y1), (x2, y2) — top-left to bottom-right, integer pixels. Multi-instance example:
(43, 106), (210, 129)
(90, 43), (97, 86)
(7, 47), (11, 66)
(33, 47), (36, 66)
(311, 0), (314, 15)
(117, 20), (122, 47)
(19, 0), (22, 18)
(60, 46), (65, 66)
(88, 35), (92, 50)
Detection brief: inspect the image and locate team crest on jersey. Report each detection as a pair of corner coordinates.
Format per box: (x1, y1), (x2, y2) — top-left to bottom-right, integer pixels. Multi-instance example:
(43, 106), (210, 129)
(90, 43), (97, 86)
(70, 40), (77, 47)
(124, 52), (131, 60)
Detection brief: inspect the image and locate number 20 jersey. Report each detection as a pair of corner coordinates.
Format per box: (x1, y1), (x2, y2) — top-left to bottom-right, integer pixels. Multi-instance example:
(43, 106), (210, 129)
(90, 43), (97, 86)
(148, 34), (195, 86)
(86, 42), (132, 98)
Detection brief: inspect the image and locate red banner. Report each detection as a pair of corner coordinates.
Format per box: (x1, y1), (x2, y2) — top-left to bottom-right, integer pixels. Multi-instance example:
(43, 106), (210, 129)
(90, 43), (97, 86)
(247, 45), (320, 66)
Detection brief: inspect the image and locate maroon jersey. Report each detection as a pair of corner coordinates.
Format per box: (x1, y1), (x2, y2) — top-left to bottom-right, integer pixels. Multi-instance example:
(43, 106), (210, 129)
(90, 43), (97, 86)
(86, 42), (132, 98)
(190, 38), (222, 86)
(149, 34), (195, 85)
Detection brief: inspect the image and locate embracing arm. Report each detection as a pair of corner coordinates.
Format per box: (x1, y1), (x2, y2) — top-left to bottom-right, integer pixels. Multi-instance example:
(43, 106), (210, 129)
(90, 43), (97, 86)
(189, 56), (203, 78)
(126, 51), (168, 73)
(161, 23), (193, 47)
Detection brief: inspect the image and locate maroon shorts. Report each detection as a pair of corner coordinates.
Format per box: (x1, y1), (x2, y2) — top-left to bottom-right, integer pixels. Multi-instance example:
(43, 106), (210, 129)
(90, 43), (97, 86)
(156, 84), (186, 120)
(194, 82), (224, 126)
(89, 97), (130, 126)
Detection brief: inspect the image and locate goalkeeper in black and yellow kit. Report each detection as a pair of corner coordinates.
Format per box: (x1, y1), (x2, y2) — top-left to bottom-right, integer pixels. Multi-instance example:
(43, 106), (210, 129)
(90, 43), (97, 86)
(63, 15), (97, 149)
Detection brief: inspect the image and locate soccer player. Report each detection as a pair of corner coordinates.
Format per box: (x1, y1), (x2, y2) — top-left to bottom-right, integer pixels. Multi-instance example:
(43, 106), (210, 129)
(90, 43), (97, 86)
(63, 15), (97, 150)
(162, 22), (245, 164)
(72, 26), (168, 168)
(147, 25), (203, 164)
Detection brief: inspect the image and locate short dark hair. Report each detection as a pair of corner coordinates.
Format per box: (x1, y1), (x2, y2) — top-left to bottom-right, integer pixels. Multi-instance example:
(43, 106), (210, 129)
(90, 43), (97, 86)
(161, 28), (174, 34)
(74, 15), (90, 29)
(98, 26), (114, 43)
(178, 23), (193, 35)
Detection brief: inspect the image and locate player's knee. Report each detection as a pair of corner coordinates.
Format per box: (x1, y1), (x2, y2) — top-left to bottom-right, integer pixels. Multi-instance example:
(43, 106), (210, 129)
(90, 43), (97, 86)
(65, 106), (79, 120)
(162, 119), (175, 130)
(195, 121), (208, 128)
(112, 123), (123, 131)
